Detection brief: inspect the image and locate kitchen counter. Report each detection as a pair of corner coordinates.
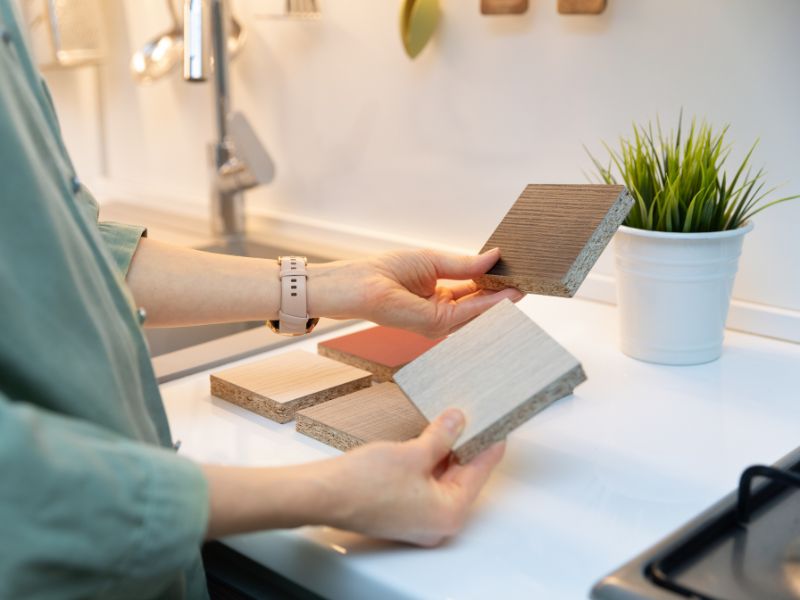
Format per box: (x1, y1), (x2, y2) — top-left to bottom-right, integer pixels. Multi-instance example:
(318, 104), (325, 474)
(160, 295), (800, 600)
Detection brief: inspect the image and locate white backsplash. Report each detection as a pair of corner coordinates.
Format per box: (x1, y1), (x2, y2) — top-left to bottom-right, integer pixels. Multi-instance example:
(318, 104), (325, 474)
(42, 0), (800, 320)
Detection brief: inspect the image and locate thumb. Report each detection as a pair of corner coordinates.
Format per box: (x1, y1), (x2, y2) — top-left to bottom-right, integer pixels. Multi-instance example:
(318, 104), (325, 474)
(416, 408), (466, 466)
(427, 248), (501, 280)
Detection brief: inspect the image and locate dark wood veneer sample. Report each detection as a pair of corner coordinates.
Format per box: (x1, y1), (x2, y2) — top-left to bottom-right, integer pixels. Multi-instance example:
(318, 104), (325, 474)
(474, 184), (633, 297)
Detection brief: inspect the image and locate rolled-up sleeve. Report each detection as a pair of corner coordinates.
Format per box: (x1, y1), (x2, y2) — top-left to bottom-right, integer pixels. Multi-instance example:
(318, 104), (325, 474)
(0, 393), (209, 598)
(97, 221), (147, 277)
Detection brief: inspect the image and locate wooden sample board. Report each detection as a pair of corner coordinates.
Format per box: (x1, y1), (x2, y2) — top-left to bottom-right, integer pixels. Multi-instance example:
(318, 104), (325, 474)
(474, 184), (634, 297)
(318, 326), (442, 382)
(210, 350), (372, 423)
(394, 299), (586, 463)
(296, 382), (428, 451)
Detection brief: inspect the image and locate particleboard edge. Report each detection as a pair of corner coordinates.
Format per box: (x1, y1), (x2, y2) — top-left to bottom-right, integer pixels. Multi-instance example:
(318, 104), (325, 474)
(209, 373), (372, 423)
(295, 414), (365, 452)
(561, 187), (634, 296)
(472, 273), (571, 296)
(453, 364), (587, 463)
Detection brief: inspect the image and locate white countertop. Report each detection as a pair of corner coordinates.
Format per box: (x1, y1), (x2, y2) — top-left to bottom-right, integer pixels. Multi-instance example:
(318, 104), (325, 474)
(160, 295), (800, 600)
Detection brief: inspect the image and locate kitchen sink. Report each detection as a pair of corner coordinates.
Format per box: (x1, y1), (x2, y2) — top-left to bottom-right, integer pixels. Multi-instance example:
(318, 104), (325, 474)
(145, 239), (333, 357)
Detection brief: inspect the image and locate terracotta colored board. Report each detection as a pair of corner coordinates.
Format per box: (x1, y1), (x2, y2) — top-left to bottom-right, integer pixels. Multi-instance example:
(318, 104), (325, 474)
(317, 326), (442, 382)
(481, 0), (528, 15)
(210, 350), (372, 423)
(394, 299), (586, 463)
(558, 0), (606, 14)
(296, 382), (428, 451)
(474, 184), (634, 297)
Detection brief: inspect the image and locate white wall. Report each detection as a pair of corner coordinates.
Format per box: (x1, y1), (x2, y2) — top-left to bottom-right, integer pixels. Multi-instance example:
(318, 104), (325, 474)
(46, 0), (800, 317)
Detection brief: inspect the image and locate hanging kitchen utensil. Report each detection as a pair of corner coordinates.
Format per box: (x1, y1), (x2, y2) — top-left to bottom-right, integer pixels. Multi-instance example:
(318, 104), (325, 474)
(400, 0), (440, 59)
(20, 0), (105, 68)
(481, 0), (529, 15)
(256, 0), (321, 20)
(557, 0), (607, 14)
(130, 0), (183, 83)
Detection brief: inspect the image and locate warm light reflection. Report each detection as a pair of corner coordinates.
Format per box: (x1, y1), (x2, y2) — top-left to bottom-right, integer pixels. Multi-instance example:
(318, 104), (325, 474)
(329, 543), (348, 555)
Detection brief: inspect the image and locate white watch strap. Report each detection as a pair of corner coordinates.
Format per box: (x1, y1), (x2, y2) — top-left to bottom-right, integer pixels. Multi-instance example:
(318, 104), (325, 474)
(278, 256), (309, 335)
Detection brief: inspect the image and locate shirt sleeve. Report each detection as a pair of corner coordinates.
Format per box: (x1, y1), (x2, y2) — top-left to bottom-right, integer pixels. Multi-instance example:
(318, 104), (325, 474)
(0, 393), (209, 598)
(97, 220), (148, 277)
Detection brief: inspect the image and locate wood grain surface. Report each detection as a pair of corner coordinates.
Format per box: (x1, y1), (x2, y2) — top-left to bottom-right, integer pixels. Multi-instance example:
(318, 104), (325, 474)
(474, 184), (633, 296)
(210, 350), (372, 423)
(295, 382), (428, 451)
(394, 299), (586, 463)
(557, 0), (606, 14)
(318, 326), (442, 382)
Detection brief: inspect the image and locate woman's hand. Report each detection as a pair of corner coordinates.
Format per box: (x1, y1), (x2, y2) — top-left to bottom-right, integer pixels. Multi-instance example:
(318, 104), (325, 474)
(202, 409), (505, 546)
(325, 409), (505, 546)
(308, 248), (523, 337)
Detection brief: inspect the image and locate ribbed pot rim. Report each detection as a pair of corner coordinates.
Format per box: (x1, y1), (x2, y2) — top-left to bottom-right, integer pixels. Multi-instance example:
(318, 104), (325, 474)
(617, 221), (753, 240)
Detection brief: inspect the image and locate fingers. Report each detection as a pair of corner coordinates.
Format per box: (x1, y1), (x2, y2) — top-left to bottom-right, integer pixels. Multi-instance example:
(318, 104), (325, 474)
(425, 248), (501, 280)
(441, 442), (506, 504)
(449, 287), (524, 328)
(441, 280), (480, 301)
(415, 408), (466, 467)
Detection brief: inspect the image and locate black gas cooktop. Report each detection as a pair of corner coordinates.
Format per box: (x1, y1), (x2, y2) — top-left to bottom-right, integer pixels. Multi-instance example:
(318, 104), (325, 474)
(592, 445), (800, 600)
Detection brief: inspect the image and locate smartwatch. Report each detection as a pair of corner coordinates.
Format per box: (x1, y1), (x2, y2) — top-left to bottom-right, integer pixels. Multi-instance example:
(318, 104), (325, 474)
(266, 256), (320, 336)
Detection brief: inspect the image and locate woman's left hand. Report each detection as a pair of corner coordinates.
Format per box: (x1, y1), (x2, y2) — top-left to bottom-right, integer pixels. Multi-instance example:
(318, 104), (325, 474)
(307, 248), (523, 338)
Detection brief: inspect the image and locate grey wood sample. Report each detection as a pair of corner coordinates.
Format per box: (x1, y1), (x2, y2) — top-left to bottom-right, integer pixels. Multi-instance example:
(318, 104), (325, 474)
(474, 184), (634, 296)
(394, 299), (586, 463)
(295, 382), (428, 451)
(210, 350), (372, 423)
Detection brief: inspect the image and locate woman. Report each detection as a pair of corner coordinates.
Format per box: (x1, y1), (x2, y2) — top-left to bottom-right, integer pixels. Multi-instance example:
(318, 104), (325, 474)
(0, 1), (519, 597)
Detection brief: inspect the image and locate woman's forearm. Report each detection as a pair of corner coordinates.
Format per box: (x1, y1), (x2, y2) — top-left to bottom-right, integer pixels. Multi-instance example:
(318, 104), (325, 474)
(126, 238), (283, 327)
(201, 461), (344, 539)
(127, 239), (521, 337)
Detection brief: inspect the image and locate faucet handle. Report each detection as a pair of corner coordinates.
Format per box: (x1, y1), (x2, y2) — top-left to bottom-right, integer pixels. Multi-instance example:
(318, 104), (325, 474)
(229, 111), (276, 185)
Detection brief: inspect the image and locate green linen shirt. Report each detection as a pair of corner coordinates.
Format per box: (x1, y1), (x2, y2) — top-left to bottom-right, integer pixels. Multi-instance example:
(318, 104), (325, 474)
(0, 2), (209, 598)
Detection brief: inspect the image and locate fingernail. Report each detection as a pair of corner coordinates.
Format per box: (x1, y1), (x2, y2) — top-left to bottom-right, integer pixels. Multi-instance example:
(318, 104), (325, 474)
(481, 247), (500, 255)
(441, 409), (465, 436)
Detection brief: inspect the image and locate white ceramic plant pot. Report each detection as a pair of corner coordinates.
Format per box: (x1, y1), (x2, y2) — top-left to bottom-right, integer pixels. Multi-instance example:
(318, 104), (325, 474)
(614, 222), (753, 365)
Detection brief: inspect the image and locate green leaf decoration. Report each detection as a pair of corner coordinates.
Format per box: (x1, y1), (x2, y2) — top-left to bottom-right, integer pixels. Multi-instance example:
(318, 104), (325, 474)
(585, 113), (800, 232)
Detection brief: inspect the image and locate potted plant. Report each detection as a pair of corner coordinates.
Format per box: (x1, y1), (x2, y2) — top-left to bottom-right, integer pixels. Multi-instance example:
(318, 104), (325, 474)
(587, 114), (798, 365)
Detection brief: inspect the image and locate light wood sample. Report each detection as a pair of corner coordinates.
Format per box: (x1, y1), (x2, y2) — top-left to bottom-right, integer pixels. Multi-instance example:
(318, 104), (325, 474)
(210, 350), (372, 423)
(318, 326), (442, 382)
(473, 184), (633, 297)
(296, 382), (428, 451)
(481, 0), (529, 15)
(558, 0), (606, 14)
(394, 299), (586, 463)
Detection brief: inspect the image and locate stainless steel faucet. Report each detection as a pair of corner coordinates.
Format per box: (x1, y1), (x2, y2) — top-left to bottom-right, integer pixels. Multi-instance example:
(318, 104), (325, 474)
(183, 0), (274, 240)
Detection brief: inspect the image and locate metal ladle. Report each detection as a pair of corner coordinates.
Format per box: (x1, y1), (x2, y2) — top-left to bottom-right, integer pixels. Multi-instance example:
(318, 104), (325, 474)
(130, 0), (245, 84)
